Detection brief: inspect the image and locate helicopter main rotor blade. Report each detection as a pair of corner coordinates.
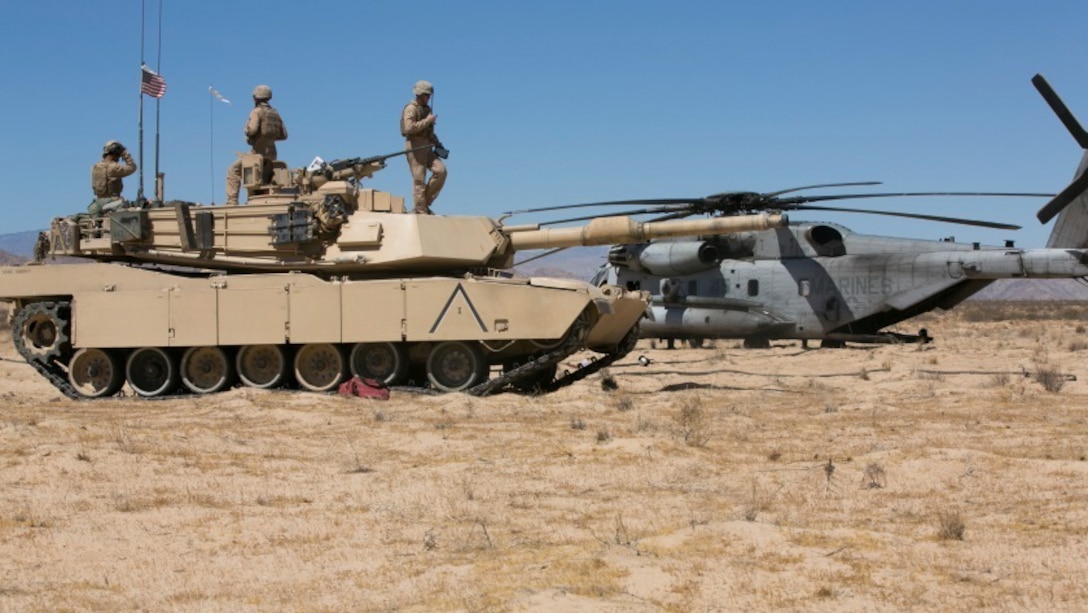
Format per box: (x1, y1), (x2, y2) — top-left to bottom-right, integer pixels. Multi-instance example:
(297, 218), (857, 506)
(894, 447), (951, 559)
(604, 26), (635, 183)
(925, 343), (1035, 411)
(537, 206), (686, 226)
(503, 198), (699, 216)
(514, 246), (569, 267)
(776, 191), (1054, 206)
(761, 182), (882, 198)
(1036, 170), (1088, 224)
(792, 204), (1021, 230)
(1032, 74), (1088, 149)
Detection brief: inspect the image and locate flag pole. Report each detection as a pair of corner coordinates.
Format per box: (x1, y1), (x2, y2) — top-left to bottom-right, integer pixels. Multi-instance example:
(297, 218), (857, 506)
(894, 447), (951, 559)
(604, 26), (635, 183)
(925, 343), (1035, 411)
(153, 0), (163, 202)
(137, 0), (145, 202)
(209, 88), (215, 204)
(208, 87), (230, 205)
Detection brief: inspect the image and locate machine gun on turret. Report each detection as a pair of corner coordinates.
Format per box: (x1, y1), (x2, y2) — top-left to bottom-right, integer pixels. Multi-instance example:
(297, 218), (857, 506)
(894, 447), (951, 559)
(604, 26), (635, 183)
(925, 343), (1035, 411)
(315, 145), (435, 182)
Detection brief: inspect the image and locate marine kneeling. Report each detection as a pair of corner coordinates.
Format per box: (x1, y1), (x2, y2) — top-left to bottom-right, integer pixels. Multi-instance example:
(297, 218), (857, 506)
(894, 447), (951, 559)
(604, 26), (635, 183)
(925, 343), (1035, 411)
(88, 140), (136, 216)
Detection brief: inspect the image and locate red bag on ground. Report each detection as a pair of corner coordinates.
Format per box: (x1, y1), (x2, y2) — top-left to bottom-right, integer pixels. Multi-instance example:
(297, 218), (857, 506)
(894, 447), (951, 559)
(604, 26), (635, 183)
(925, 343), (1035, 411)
(338, 376), (390, 400)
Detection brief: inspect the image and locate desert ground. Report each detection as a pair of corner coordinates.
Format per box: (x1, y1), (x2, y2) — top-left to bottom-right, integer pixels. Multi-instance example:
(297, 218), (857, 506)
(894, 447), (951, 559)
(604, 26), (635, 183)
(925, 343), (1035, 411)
(2, 302), (1088, 611)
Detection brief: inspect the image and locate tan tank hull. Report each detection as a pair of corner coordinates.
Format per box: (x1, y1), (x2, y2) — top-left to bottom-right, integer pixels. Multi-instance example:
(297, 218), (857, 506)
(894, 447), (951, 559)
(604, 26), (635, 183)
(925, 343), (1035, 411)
(2, 262), (647, 397)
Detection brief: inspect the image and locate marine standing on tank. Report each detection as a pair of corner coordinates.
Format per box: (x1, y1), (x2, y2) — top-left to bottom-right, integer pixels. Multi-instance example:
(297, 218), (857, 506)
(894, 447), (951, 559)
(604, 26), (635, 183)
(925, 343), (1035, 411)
(400, 80), (447, 215)
(88, 140), (137, 216)
(226, 84), (288, 205)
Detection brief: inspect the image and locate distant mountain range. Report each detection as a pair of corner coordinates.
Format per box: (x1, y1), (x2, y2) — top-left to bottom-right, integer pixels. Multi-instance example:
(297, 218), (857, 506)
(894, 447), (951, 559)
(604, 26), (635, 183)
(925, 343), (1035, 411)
(0, 230), (41, 258)
(3, 231), (1087, 300)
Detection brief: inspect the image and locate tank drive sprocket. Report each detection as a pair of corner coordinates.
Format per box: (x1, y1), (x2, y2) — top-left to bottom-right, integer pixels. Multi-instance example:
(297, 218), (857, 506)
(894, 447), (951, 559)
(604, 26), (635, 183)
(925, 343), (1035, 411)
(11, 301), (82, 400)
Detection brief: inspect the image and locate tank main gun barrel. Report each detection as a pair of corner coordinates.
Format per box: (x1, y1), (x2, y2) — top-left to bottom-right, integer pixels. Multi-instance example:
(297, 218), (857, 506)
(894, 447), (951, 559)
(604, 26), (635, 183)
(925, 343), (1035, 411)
(504, 213), (787, 251)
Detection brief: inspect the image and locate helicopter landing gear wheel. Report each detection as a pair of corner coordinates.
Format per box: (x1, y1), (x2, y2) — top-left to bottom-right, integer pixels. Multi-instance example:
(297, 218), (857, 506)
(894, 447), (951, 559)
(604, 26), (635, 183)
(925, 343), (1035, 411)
(350, 342), (408, 386)
(820, 339), (846, 349)
(294, 343), (346, 392)
(236, 345), (288, 389)
(126, 347), (179, 397)
(426, 341), (488, 392)
(14, 302), (72, 362)
(181, 346), (235, 394)
(68, 348), (124, 398)
(686, 338), (705, 349)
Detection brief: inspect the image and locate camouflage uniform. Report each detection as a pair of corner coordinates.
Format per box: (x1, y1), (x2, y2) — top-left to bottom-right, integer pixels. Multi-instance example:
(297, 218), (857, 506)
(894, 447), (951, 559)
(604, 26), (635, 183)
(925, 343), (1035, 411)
(401, 81), (446, 214)
(226, 86), (288, 205)
(88, 143), (137, 216)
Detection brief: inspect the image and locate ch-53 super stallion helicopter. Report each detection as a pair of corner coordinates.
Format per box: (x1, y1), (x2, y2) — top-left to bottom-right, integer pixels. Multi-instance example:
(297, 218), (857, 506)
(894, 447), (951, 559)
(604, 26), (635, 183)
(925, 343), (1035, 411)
(507, 74), (1088, 349)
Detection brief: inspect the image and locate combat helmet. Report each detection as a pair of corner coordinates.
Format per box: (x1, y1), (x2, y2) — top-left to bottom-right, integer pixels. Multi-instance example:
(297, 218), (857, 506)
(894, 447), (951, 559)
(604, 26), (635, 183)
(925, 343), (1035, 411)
(252, 84), (273, 100)
(102, 140), (124, 156)
(413, 80), (433, 96)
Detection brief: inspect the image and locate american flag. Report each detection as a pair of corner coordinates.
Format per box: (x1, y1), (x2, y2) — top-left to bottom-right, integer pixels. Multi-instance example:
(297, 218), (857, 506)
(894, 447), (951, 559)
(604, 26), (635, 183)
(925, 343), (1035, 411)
(140, 64), (167, 98)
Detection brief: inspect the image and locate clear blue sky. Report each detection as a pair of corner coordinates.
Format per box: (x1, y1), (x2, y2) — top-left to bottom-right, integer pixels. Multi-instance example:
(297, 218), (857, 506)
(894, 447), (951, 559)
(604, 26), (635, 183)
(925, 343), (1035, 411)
(1, 1), (1086, 248)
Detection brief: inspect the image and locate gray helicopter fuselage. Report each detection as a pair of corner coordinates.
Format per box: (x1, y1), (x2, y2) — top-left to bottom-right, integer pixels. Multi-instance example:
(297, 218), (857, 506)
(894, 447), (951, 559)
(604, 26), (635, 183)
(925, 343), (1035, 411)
(598, 222), (1088, 343)
(573, 73), (1088, 346)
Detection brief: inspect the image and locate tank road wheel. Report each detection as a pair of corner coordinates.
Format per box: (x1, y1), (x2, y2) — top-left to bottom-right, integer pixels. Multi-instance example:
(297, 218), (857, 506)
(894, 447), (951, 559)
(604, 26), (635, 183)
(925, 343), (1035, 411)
(181, 346), (235, 394)
(350, 342), (409, 386)
(126, 347), (180, 397)
(236, 345), (288, 389)
(426, 341), (488, 392)
(14, 302), (72, 362)
(294, 343), (347, 392)
(68, 348), (124, 398)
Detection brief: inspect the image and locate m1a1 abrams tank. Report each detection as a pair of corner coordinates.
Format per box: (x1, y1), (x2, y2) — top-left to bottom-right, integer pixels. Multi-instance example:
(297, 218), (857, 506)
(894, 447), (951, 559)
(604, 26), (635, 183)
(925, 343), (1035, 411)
(1, 151), (785, 399)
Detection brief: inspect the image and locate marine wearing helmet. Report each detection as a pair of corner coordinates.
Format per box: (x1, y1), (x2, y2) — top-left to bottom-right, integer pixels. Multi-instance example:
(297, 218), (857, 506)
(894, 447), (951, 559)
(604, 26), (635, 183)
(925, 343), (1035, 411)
(401, 79), (446, 215)
(225, 84), (288, 205)
(88, 140), (137, 216)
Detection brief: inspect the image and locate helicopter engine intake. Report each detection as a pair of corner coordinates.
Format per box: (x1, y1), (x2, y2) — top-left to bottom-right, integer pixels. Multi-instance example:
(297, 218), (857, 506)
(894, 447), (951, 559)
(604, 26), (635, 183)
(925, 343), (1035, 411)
(634, 241), (721, 276)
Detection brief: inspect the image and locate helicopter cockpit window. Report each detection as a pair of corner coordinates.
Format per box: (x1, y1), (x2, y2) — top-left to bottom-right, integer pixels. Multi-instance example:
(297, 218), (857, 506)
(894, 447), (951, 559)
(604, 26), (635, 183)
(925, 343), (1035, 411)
(799, 279), (811, 297)
(748, 279), (759, 297)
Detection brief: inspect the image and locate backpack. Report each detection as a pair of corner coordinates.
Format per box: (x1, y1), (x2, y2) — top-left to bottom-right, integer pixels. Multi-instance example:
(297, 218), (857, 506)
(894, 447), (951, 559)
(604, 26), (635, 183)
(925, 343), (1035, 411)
(338, 376), (390, 400)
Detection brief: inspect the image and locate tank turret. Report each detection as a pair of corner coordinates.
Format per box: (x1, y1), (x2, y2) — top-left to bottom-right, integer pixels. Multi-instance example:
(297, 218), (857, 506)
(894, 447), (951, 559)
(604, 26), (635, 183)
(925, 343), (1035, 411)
(5, 151), (786, 400)
(44, 155), (784, 275)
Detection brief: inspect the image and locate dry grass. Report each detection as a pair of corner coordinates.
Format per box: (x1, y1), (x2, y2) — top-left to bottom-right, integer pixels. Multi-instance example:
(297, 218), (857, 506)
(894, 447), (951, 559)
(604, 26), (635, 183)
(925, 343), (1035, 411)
(936, 509), (967, 541)
(1, 312), (1088, 610)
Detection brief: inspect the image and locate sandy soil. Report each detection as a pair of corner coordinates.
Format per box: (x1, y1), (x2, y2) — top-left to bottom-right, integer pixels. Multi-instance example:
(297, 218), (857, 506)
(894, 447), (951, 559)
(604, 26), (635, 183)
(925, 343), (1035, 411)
(2, 307), (1088, 611)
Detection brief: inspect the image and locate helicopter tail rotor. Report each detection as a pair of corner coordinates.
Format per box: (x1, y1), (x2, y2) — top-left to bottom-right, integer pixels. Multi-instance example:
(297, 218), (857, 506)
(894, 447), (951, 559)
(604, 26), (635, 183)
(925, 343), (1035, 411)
(1032, 75), (1088, 250)
(1033, 74), (1088, 149)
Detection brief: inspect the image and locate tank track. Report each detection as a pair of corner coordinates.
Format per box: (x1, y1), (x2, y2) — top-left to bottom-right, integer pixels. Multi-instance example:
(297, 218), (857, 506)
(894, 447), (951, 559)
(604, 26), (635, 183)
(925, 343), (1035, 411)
(11, 301), (83, 400)
(540, 325), (640, 394)
(466, 319), (591, 397)
(466, 324), (640, 397)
